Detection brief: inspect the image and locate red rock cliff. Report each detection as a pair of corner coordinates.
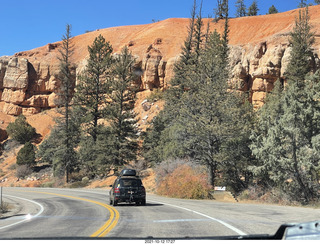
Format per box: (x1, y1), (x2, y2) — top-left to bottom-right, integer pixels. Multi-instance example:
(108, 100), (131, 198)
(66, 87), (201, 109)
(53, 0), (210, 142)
(1, 5), (320, 115)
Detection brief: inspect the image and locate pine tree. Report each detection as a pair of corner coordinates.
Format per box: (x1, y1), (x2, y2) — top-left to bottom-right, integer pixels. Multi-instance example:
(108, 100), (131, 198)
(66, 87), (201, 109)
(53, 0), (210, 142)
(235, 0), (247, 17)
(247, 0), (259, 16)
(315, 0), (320, 5)
(174, 26), (253, 189)
(144, 0), (255, 192)
(250, 80), (283, 190)
(250, 8), (320, 203)
(71, 35), (113, 177)
(142, 0), (202, 164)
(222, 99), (255, 194)
(142, 110), (168, 165)
(193, 1), (204, 61)
(37, 25), (80, 182)
(74, 34), (113, 142)
(171, 0), (197, 89)
(107, 46), (140, 171)
(56, 24), (77, 183)
(77, 130), (113, 178)
(268, 5), (278, 14)
(286, 7), (315, 83)
(37, 114), (81, 179)
(298, 0), (308, 8)
(214, 0), (228, 21)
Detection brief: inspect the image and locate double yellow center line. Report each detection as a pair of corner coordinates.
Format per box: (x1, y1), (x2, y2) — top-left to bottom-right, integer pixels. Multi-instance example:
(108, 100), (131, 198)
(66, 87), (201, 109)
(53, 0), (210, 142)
(23, 190), (119, 237)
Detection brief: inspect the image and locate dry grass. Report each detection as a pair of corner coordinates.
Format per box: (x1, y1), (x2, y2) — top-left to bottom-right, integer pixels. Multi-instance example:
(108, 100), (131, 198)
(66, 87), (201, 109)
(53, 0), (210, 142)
(156, 161), (211, 199)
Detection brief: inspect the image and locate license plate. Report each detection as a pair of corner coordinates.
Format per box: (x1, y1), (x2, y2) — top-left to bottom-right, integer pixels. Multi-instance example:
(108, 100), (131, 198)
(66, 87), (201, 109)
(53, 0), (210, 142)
(128, 191), (134, 194)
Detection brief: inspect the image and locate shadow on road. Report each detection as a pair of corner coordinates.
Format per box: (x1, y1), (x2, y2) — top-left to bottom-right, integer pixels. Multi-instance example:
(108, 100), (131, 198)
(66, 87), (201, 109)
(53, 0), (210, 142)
(113, 202), (163, 207)
(0, 213), (27, 220)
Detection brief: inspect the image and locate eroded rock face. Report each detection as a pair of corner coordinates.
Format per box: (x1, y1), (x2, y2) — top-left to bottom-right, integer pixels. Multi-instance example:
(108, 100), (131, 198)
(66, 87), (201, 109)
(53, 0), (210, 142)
(229, 41), (319, 108)
(3, 57), (29, 90)
(0, 33), (319, 115)
(142, 44), (165, 90)
(0, 56), (62, 115)
(0, 42), (173, 115)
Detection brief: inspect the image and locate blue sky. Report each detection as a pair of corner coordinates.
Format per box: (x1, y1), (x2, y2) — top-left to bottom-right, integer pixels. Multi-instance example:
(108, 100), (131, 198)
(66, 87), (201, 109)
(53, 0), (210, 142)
(0, 0), (316, 57)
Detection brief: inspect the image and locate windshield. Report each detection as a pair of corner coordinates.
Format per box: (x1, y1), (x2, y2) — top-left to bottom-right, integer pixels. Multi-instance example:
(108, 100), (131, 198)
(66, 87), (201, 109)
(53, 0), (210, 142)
(1, 0), (320, 241)
(120, 179), (142, 187)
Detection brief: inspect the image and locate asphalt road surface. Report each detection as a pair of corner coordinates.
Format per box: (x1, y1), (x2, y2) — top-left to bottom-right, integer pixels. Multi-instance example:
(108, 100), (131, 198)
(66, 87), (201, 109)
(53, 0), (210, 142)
(1, 187), (320, 239)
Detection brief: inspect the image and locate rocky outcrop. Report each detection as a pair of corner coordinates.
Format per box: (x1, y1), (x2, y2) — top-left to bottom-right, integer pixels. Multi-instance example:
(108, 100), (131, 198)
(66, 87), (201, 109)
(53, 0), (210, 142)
(142, 43), (166, 90)
(1, 5), (320, 114)
(1, 40), (319, 114)
(230, 40), (320, 108)
(0, 43), (174, 116)
(0, 56), (62, 115)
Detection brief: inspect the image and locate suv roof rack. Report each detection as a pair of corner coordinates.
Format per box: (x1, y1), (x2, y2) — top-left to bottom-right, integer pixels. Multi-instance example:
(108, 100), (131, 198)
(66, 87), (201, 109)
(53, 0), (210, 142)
(119, 168), (139, 178)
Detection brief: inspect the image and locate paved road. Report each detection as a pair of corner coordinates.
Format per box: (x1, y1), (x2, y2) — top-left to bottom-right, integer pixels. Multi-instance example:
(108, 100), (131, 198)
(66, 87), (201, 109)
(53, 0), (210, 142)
(1, 187), (320, 239)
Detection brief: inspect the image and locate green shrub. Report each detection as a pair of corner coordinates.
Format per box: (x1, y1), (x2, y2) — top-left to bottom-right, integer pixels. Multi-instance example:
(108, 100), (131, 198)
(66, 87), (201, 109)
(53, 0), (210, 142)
(69, 180), (89, 188)
(6, 115), (36, 144)
(16, 142), (36, 166)
(40, 181), (54, 188)
(147, 88), (164, 102)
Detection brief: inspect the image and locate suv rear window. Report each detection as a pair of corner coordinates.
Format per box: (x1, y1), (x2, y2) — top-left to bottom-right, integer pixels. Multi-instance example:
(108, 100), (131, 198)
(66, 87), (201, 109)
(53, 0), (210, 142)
(120, 179), (142, 187)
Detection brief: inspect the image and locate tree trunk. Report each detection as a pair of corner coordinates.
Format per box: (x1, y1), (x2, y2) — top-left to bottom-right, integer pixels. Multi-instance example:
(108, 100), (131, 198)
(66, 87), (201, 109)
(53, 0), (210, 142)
(207, 162), (217, 189)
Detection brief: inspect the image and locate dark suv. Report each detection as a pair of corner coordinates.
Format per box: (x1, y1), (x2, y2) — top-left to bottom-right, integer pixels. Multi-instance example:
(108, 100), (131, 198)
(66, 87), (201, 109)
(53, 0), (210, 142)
(109, 169), (146, 206)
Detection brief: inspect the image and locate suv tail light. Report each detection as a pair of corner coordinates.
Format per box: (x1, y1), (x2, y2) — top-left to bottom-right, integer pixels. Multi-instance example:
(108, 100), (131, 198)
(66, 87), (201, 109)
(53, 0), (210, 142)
(114, 187), (120, 193)
(141, 186), (145, 193)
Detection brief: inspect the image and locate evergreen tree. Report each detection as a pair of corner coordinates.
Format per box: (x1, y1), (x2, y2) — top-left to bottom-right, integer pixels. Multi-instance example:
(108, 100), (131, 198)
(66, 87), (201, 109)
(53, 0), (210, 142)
(74, 34), (113, 142)
(37, 113), (81, 179)
(6, 115), (36, 144)
(268, 5), (278, 14)
(298, 0), (308, 8)
(176, 30), (229, 187)
(250, 8), (320, 203)
(214, 0), (228, 21)
(144, 0), (255, 192)
(16, 141), (36, 166)
(222, 99), (255, 194)
(77, 130), (113, 178)
(142, 0), (202, 164)
(70, 35), (113, 177)
(247, 0), (259, 16)
(315, 0), (320, 5)
(286, 7), (315, 83)
(56, 24), (77, 183)
(235, 0), (247, 17)
(171, 0), (198, 89)
(193, 1), (204, 60)
(37, 25), (80, 182)
(174, 26), (253, 190)
(250, 80), (284, 190)
(142, 110), (169, 165)
(107, 46), (140, 171)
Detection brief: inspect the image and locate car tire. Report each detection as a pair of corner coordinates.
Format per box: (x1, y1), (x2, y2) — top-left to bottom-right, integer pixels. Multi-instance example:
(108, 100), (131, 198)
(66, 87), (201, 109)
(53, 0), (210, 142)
(113, 198), (118, 206)
(141, 199), (146, 206)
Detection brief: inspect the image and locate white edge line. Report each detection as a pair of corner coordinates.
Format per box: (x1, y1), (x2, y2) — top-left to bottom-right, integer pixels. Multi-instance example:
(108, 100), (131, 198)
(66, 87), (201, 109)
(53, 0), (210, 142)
(148, 200), (247, 236)
(0, 194), (45, 230)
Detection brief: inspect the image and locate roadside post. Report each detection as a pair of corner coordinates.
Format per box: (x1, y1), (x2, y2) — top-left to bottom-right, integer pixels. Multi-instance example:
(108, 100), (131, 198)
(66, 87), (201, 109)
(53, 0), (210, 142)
(0, 186), (2, 208)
